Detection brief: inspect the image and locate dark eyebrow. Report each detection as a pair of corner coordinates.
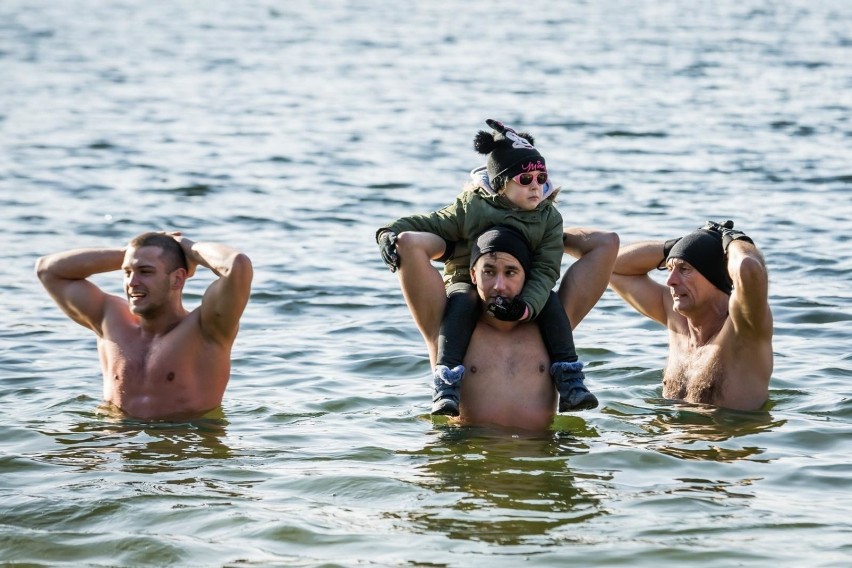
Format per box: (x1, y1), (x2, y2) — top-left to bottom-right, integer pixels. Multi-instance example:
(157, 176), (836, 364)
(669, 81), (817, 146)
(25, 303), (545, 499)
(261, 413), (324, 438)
(481, 260), (522, 271)
(122, 262), (156, 271)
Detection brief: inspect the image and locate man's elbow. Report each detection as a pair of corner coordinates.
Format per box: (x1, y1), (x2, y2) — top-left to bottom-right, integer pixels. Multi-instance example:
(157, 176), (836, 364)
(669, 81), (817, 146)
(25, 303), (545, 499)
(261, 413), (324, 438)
(230, 252), (252, 273)
(228, 253), (253, 285)
(601, 230), (620, 247)
(733, 254), (767, 285)
(34, 255), (54, 284)
(600, 231), (620, 259)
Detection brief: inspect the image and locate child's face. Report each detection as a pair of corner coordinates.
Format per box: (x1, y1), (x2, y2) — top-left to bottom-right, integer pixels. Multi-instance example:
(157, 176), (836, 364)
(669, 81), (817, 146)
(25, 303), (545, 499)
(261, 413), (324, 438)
(501, 171), (546, 211)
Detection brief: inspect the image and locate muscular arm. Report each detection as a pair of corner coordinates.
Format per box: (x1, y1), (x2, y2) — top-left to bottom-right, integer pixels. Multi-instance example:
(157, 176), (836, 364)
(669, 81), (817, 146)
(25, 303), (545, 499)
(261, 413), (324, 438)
(35, 248), (124, 334)
(558, 227), (619, 328)
(393, 232), (449, 365)
(608, 240), (671, 326)
(726, 240), (772, 339)
(175, 236), (253, 344)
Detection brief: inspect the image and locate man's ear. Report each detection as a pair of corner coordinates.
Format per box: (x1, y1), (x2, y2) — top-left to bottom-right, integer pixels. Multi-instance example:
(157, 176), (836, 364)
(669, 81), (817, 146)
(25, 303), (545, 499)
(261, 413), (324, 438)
(470, 267), (477, 285)
(170, 267), (188, 290)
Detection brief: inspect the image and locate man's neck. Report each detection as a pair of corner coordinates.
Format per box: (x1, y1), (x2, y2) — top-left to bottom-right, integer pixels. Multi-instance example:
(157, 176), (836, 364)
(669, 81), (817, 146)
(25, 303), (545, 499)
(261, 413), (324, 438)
(478, 314), (524, 332)
(136, 303), (188, 337)
(684, 297), (729, 347)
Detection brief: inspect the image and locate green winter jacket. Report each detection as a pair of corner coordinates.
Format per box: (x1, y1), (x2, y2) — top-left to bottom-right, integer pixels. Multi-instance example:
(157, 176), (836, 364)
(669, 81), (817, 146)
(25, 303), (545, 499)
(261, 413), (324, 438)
(378, 187), (564, 320)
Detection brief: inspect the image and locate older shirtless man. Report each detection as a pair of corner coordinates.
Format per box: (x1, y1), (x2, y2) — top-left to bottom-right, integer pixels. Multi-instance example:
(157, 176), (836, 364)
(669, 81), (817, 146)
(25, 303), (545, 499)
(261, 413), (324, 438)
(390, 226), (618, 431)
(36, 232), (253, 420)
(609, 220), (773, 410)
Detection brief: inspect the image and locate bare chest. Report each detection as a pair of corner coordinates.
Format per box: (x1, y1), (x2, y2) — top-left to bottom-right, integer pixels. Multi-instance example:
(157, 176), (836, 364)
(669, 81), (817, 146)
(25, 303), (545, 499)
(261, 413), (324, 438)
(96, 311), (227, 392)
(98, 333), (193, 382)
(663, 340), (724, 404)
(92, 310), (232, 419)
(459, 323), (556, 430)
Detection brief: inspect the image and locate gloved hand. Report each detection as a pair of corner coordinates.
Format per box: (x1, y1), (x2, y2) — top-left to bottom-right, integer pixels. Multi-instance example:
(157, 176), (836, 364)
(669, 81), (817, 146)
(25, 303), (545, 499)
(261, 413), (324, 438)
(700, 219), (734, 235)
(486, 295), (529, 322)
(719, 223), (754, 251)
(377, 230), (400, 272)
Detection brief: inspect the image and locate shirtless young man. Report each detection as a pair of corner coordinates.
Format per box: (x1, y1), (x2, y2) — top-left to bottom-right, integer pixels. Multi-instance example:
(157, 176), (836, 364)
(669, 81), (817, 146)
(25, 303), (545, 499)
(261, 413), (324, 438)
(36, 232), (253, 420)
(609, 220), (773, 410)
(390, 226), (618, 431)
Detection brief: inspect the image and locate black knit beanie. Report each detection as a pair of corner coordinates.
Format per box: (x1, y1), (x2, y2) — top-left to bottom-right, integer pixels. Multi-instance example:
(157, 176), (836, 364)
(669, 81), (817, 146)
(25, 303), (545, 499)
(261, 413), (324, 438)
(469, 226), (533, 276)
(474, 119), (546, 189)
(667, 229), (732, 294)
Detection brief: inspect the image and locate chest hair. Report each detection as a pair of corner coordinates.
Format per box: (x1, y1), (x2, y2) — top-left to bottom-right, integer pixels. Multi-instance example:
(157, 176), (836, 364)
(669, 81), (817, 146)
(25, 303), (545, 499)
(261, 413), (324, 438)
(664, 347), (724, 404)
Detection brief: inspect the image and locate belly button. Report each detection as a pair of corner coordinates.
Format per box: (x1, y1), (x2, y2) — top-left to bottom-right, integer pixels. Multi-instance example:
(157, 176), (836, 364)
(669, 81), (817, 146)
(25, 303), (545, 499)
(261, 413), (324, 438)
(539, 364), (545, 373)
(470, 366), (477, 374)
(167, 372), (175, 381)
(114, 375), (119, 381)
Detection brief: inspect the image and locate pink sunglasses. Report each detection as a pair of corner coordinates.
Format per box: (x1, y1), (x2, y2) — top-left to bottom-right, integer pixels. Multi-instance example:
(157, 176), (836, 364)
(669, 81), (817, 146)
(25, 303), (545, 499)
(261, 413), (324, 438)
(512, 171), (548, 186)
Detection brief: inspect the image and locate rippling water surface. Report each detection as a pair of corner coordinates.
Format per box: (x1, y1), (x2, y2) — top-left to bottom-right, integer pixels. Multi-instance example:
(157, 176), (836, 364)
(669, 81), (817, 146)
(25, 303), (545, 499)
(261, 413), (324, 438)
(2, 1), (851, 566)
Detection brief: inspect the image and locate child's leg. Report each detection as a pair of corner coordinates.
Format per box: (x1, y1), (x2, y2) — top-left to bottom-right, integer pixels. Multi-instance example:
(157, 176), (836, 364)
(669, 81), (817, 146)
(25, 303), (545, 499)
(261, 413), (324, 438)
(538, 290), (579, 363)
(437, 283), (480, 368)
(537, 291), (599, 412)
(432, 282), (480, 416)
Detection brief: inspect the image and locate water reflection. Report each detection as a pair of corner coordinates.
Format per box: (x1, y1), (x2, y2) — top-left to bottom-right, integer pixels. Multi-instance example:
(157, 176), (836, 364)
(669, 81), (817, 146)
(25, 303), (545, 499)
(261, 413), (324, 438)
(35, 406), (234, 474)
(608, 400), (785, 462)
(398, 426), (606, 545)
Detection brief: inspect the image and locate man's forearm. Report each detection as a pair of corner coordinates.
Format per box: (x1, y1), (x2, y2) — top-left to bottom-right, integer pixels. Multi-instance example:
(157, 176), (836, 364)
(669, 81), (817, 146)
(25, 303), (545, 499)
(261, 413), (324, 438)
(184, 241), (246, 278)
(558, 228), (619, 328)
(612, 240), (666, 276)
(562, 227), (619, 259)
(36, 248), (124, 282)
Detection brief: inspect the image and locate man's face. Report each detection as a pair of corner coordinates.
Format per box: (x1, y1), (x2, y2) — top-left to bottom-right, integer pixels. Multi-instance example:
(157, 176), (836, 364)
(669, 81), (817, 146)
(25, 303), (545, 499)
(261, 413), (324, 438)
(470, 252), (526, 305)
(122, 246), (176, 317)
(665, 258), (714, 314)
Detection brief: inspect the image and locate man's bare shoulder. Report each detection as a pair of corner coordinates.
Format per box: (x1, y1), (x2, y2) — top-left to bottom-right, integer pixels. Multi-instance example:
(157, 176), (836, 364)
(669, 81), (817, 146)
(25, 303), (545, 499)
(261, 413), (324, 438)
(719, 314), (772, 358)
(95, 295), (137, 335)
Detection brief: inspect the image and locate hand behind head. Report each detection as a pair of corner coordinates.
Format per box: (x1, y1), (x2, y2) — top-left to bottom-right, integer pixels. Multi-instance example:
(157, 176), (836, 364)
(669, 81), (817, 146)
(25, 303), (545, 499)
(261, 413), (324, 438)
(166, 232), (197, 277)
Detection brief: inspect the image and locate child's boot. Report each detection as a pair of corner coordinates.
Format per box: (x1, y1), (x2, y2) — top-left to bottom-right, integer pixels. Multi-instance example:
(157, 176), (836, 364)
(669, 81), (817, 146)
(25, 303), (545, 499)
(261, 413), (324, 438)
(551, 361), (598, 412)
(431, 365), (464, 416)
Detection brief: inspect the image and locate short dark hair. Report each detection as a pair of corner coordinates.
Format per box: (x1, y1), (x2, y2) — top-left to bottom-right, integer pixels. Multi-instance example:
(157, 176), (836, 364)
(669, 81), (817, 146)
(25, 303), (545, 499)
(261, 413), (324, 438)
(128, 233), (188, 272)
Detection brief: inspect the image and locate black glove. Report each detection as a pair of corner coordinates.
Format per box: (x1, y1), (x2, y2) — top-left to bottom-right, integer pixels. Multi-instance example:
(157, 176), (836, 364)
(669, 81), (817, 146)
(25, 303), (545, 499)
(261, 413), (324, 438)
(720, 224), (754, 252)
(377, 230), (400, 272)
(486, 295), (529, 322)
(700, 219), (734, 235)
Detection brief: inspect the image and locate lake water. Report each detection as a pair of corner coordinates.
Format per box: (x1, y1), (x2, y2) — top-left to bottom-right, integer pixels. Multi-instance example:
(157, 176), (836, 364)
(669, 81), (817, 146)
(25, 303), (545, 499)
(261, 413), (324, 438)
(1, 1), (851, 566)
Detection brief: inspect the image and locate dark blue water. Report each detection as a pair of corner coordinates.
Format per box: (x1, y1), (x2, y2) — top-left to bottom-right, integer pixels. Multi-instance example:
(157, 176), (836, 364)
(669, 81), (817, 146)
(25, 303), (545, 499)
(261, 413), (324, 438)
(1, 1), (851, 566)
